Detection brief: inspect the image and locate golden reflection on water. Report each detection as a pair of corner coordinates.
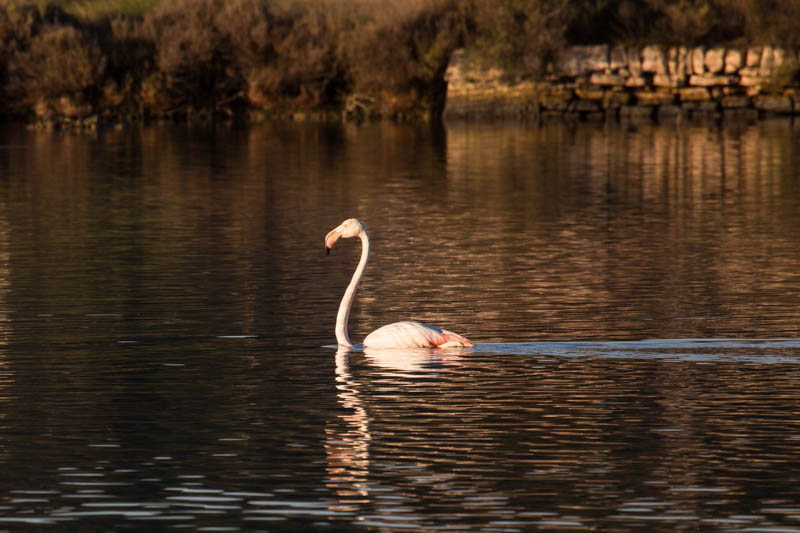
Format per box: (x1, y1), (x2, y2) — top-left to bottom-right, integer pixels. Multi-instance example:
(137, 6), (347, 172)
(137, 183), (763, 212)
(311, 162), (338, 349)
(1, 120), (800, 345)
(438, 120), (800, 341)
(0, 122), (800, 529)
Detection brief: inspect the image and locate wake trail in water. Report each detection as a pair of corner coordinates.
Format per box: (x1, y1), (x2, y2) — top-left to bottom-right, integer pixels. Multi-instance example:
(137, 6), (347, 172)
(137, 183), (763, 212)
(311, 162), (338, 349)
(474, 339), (800, 363)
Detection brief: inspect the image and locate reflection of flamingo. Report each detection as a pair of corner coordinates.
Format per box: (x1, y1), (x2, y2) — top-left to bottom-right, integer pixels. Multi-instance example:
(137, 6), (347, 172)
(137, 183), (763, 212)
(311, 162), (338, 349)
(363, 346), (467, 373)
(324, 349), (371, 506)
(325, 218), (473, 349)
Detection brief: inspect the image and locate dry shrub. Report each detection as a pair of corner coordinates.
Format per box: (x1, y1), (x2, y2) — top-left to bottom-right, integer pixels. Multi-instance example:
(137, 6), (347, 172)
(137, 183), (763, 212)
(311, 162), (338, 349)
(0, 2), (62, 114)
(7, 23), (105, 117)
(141, 0), (243, 113)
(567, 0), (800, 47)
(346, 0), (466, 115)
(224, 3), (346, 110)
(713, 0), (800, 48)
(99, 16), (156, 114)
(643, 0), (718, 45)
(469, 0), (571, 79)
(565, 0), (661, 45)
(138, 0), (346, 115)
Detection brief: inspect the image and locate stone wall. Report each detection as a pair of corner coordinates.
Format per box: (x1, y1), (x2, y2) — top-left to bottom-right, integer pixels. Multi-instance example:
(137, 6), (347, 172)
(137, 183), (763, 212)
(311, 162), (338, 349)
(444, 45), (800, 121)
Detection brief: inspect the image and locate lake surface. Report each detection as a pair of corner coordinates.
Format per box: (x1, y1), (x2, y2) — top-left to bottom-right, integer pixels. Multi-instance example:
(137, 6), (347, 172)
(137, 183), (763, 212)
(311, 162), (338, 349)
(1, 118), (800, 531)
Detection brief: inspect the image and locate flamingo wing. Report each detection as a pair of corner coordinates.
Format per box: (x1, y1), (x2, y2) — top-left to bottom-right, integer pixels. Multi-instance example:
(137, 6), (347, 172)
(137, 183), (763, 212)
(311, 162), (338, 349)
(363, 321), (472, 349)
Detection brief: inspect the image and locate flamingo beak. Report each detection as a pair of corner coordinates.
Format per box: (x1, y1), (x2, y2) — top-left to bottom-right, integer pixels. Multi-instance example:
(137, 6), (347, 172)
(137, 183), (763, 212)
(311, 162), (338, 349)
(325, 226), (343, 256)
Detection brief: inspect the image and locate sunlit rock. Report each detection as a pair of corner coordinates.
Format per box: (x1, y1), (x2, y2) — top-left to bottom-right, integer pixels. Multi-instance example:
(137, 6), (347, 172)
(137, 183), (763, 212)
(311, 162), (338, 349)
(627, 47), (643, 76)
(667, 47), (687, 83)
(679, 87), (710, 101)
(754, 95), (792, 113)
(590, 73), (624, 86)
(624, 76), (646, 87)
(609, 47), (627, 71)
(760, 46), (775, 75)
(689, 74), (733, 87)
(705, 48), (725, 73)
(635, 90), (675, 105)
(724, 49), (743, 73)
(654, 74), (679, 87)
(745, 47), (762, 68)
(691, 47), (705, 74)
(560, 45), (609, 76)
(642, 46), (666, 74)
(575, 87), (605, 100)
(738, 70), (762, 87)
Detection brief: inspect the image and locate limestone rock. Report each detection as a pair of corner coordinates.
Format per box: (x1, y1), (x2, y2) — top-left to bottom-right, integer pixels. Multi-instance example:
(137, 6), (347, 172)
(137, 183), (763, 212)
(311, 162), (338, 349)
(679, 87), (710, 101)
(773, 48), (785, 69)
(625, 76), (646, 87)
(754, 95), (792, 113)
(642, 46), (666, 74)
(653, 74), (679, 87)
(691, 47), (705, 74)
(739, 71), (762, 87)
(705, 48), (725, 73)
(667, 47), (687, 82)
(444, 44), (797, 122)
(589, 73), (624, 86)
(689, 74), (733, 87)
(677, 47), (689, 78)
(609, 47), (627, 71)
(745, 47), (761, 68)
(560, 45), (609, 76)
(760, 46), (774, 75)
(575, 87), (605, 100)
(724, 49), (743, 73)
(627, 48), (642, 76)
(635, 91), (675, 105)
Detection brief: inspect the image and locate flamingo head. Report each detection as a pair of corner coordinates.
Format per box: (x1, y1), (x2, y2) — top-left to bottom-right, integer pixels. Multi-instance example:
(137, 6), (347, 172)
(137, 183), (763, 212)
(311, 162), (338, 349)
(325, 218), (366, 255)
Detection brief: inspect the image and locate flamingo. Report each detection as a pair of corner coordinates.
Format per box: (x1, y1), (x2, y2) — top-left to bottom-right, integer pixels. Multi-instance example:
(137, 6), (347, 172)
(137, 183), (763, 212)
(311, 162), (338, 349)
(325, 218), (473, 349)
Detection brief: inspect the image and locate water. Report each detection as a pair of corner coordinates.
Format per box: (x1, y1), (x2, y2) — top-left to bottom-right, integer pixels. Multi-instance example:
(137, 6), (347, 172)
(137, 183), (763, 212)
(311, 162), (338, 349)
(0, 119), (800, 530)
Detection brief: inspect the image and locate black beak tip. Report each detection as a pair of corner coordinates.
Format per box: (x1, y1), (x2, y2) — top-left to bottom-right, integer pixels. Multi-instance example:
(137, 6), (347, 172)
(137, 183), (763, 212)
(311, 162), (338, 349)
(325, 247), (331, 256)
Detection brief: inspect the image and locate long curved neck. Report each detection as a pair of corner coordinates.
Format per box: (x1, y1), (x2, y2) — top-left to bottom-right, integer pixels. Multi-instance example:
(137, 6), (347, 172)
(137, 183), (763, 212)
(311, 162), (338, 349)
(336, 229), (369, 347)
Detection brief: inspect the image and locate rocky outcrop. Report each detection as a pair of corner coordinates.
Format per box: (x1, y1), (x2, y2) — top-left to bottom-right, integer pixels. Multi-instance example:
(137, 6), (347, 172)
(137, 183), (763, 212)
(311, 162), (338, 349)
(444, 45), (800, 120)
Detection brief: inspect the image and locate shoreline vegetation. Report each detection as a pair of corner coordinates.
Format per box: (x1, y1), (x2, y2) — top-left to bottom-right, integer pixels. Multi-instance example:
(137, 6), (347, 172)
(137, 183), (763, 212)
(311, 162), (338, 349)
(1, 0), (799, 128)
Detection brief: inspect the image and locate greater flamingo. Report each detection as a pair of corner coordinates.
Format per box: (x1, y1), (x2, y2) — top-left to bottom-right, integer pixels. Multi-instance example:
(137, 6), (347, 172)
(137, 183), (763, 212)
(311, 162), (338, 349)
(325, 218), (473, 349)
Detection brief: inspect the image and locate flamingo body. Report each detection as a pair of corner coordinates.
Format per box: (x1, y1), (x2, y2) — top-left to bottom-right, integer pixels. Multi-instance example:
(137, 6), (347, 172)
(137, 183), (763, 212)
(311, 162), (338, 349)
(325, 218), (472, 349)
(364, 321), (472, 349)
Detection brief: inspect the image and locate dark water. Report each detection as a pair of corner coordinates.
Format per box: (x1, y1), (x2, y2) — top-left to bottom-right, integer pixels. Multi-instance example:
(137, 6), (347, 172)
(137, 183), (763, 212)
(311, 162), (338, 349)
(1, 119), (800, 531)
